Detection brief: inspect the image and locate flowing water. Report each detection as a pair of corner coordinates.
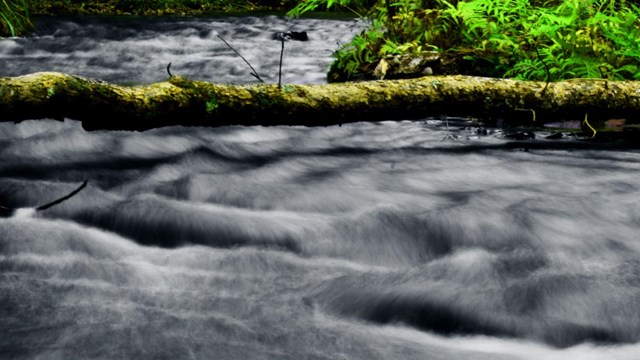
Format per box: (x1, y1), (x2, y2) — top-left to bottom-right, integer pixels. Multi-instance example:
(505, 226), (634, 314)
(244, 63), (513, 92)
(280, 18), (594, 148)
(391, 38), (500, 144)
(0, 15), (364, 84)
(1, 16), (640, 360)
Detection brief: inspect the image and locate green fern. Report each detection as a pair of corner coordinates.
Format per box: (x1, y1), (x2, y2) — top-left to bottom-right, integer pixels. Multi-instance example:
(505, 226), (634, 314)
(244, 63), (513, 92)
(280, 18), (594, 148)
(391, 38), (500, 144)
(289, 0), (640, 81)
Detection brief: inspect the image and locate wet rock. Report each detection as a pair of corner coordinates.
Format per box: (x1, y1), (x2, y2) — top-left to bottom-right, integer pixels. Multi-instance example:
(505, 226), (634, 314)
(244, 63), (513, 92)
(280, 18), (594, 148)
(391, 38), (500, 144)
(545, 132), (563, 139)
(383, 52), (440, 79)
(505, 131), (535, 140)
(605, 118), (626, 129)
(329, 52), (441, 82)
(272, 31), (308, 41)
(373, 58), (390, 80)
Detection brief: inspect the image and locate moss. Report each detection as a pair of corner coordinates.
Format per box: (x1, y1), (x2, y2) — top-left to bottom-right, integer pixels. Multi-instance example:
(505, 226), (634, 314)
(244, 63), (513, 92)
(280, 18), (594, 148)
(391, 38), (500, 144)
(3, 72), (640, 130)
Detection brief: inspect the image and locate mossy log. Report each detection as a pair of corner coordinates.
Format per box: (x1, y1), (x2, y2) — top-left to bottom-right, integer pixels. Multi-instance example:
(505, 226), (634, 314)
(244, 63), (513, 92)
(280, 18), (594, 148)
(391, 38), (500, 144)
(1, 72), (640, 131)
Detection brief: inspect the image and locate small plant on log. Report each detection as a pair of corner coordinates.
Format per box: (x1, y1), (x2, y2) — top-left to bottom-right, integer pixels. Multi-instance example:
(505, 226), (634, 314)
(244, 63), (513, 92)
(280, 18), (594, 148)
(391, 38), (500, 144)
(205, 97), (218, 113)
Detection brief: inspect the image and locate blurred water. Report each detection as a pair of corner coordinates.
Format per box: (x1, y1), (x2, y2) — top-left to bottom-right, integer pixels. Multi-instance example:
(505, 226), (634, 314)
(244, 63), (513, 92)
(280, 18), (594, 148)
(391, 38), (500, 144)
(1, 16), (640, 360)
(0, 15), (365, 84)
(1, 119), (640, 359)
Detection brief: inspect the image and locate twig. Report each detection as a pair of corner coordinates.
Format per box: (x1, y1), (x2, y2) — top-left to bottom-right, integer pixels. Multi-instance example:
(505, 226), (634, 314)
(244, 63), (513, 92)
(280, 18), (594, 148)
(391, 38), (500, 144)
(217, 34), (264, 83)
(279, 39), (285, 89)
(0, 180), (88, 218)
(583, 113), (597, 139)
(441, 115), (458, 141)
(515, 108), (536, 122)
(36, 180), (88, 211)
(534, 45), (551, 94)
(167, 62), (173, 77)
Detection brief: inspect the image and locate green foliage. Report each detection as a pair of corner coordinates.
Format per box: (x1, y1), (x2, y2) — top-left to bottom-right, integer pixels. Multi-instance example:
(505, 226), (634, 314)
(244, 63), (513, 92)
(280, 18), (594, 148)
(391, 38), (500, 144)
(291, 0), (640, 81)
(332, 19), (385, 75)
(0, 0), (33, 37)
(205, 97), (219, 113)
(288, 0), (374, 17)
(504, 0), (640, 80)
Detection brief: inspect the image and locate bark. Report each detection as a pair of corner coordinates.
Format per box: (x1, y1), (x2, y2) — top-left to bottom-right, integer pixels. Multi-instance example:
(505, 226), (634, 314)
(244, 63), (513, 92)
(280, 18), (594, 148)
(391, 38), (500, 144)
(1, 71), (640, 131)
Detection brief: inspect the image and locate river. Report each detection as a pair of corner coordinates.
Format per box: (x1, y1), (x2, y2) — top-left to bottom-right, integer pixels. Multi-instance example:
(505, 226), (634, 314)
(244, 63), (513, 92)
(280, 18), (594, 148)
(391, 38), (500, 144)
(1, 16), (640, 360)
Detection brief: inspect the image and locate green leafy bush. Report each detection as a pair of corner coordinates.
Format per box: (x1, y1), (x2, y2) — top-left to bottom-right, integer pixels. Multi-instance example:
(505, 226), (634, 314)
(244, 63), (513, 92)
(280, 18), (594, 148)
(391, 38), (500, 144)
(290, 0), (640, 81)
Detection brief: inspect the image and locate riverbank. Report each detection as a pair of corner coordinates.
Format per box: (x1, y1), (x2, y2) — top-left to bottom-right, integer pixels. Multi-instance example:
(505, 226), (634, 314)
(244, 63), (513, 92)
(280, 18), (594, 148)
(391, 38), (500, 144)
(25, 0), (300, 16)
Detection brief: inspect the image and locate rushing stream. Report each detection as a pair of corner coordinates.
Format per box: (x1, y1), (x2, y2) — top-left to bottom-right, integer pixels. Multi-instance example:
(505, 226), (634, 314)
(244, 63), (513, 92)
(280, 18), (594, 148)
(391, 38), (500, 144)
(2, 16), (640, 360)
(0, 15), (364, 84)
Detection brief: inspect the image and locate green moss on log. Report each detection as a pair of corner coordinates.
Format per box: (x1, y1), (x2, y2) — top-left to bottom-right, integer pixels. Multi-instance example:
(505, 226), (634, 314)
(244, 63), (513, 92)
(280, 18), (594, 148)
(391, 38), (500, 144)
(2, 72), (640, 130)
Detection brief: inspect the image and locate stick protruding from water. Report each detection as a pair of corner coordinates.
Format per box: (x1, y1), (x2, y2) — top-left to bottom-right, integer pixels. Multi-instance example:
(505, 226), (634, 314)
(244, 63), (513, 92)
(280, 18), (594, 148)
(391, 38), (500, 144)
(217, 34), (264, 83)
(36, 180), (88, 211)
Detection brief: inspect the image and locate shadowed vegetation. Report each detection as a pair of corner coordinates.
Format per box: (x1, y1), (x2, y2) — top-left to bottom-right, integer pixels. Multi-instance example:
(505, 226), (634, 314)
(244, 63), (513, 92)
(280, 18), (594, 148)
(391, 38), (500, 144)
(25, 0), (302, 16)
(0, 0), (33, 37)
(3, 0), (305, 35)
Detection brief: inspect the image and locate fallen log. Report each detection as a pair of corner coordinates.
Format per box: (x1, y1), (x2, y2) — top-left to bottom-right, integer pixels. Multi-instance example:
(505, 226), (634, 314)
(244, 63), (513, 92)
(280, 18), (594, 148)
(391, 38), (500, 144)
(1, 72), (640, 131)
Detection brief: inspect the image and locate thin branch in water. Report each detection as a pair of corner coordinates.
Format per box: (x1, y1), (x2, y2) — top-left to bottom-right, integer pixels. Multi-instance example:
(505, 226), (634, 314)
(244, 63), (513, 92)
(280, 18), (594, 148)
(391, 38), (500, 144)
(36, 180), (88, 211)
(167, 62), (173, 77)
(0, 180), (88, 218)
(279, 38), (285, 89)
(441, 115), (458, 141)
(217, 34), (264, 83)
(273, 31), (308, 89)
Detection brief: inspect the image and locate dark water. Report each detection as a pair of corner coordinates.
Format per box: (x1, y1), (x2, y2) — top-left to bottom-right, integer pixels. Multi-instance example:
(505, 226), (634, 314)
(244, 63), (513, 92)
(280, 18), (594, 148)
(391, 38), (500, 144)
(2, 17), (640, 360)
